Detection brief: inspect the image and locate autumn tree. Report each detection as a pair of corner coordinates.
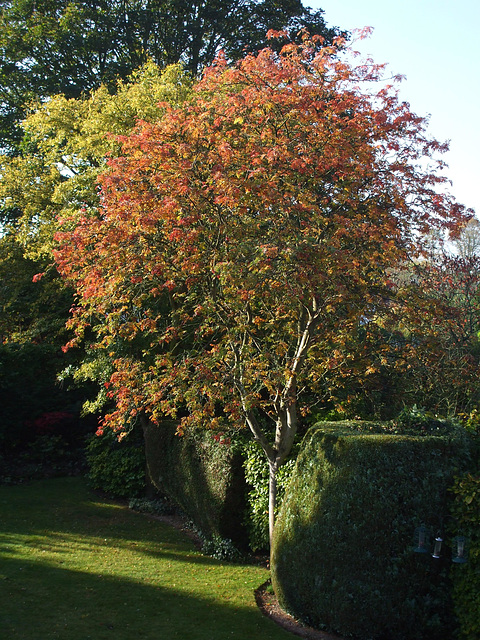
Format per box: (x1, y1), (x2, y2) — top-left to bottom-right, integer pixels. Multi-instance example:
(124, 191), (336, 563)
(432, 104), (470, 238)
(55, 32), (468, 546)
(0, 63), (192, 441)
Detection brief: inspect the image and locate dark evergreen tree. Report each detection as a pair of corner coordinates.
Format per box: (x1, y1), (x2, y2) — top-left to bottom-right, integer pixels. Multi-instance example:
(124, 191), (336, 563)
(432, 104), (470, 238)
(0, 0), (341, 151)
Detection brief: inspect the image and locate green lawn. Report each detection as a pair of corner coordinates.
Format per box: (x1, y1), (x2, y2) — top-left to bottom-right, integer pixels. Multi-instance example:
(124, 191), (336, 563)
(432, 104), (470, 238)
(0, 477), (293, 640)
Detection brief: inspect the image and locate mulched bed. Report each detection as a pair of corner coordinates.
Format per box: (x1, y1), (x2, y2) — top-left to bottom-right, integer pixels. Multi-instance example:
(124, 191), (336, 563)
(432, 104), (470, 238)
(254, 581), (344, 640)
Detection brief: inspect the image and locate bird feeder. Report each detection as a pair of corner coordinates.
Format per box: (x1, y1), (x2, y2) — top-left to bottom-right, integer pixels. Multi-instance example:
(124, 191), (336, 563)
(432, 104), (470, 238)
(413, 525), (430, 554)
(452, 535), (469, 564)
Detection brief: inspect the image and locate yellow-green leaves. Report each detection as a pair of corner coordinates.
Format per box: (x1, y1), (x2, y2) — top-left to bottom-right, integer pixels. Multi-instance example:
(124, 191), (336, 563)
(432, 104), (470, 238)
(0, 63), (191, 260)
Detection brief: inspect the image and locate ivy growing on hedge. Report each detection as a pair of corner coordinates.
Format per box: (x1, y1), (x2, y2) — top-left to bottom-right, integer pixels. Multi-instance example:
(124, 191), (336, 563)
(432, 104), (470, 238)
(450, 472), (480, 640)
(243, 440), (298, 551)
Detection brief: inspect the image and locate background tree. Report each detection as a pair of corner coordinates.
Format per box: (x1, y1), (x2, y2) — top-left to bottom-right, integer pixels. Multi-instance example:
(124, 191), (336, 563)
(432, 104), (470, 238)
(0, 62), (191, 259)
(452, 217), (480, 258)
(399, 252), (480, 416)
(0, 0), (340, 151)
(55, 33), (468, 545)
(317, 252), (480, 421)
(0, 63), (192, 456)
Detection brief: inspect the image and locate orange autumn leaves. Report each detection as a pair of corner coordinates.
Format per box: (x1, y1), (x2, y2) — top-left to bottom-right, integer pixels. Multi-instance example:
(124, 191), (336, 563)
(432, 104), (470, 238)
(54, 34), (467, 441)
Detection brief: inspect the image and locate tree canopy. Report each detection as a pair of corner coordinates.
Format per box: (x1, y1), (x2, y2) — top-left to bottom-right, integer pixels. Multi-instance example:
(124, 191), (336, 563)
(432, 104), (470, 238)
(0, 62), (193, 433)
(54, 33), (468, 542)
(0, 62), (192, 259)
(0, 0), (340, 150)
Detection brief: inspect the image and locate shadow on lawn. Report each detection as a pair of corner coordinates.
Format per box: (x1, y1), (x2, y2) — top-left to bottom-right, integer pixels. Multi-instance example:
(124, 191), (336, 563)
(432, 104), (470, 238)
(1, 482), (226, 566)
(0, 478), (291, 640)
(0, 554), (287, 640)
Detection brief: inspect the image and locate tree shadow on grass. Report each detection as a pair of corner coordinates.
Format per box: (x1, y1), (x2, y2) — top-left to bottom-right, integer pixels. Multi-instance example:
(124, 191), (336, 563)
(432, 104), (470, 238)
(0, 477), (293, 640)
(0, 477), (225, 566)
(0, 554), (291, 640)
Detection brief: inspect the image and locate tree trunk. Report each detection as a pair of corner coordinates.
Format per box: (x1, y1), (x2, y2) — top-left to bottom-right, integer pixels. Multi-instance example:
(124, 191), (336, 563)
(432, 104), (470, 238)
(268, 459), (278, 553)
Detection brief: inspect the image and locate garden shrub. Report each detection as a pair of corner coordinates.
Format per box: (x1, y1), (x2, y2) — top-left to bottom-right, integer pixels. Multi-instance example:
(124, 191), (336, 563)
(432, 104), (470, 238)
(128, 497), (176, 516)
(0, 342), (55, 452)
(271, 421), (473, 640)
(450, 472), (480, 640)
(393, 405), (458, 434)
(21, 434), (72, 467)
(143, 419), (248, 547)
(85, 427), (146, 499)
(200, 534), (242, 562)
(0, 407), (92, 483)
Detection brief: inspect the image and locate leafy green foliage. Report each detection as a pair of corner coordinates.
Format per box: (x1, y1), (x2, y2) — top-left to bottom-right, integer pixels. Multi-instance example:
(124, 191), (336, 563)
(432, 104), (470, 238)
(0, 237), (71, 339)
(450, 472), (480, 640)
(243, 441), (298, 551)
(271, 424), (473, 640)
(0, 430), (86, 485)
(201, 535), (242, 562)
(128, 496), (176, 516)
(20, 433), (76, 470)
(85, 428), (146, 499)
(0, 0), (339, 152)
(0, 62), (191, 260)
(393, 405), (462, 434)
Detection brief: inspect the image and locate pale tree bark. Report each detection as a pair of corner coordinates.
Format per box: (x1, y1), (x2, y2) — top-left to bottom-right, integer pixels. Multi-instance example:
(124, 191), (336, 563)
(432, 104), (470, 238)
(239, 304), (320, 552)
(268, 459), (277, 549)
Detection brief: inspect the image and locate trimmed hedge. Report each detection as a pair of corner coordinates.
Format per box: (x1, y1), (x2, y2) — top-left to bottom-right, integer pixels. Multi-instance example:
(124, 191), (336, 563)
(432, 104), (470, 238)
(271, 422), (473, 640)
(450, 472), (480, 640)
(143, 420), (248, 547)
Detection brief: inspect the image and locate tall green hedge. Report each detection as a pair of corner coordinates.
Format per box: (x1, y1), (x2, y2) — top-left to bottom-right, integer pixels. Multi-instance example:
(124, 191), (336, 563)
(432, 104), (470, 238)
(143, 420), (248, 546)
(271, 423), (472, 640)
(450, 472), (480, 640)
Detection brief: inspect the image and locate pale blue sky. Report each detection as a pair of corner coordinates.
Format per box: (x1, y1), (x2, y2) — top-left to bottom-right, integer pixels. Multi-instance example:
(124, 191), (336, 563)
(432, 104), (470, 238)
(310, 0), (480, 217)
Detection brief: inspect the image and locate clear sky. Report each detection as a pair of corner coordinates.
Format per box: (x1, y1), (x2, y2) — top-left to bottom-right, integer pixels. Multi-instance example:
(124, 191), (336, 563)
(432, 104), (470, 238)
(309, 0), (479, 217)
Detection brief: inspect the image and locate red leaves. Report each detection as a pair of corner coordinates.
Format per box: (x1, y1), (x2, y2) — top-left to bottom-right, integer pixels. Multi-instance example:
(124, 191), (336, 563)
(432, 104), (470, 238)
(53, 33), (469, 437)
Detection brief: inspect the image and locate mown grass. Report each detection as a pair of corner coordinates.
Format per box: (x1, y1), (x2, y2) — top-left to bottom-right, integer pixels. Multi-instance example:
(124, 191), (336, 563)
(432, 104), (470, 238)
(0, 477), (293, 640)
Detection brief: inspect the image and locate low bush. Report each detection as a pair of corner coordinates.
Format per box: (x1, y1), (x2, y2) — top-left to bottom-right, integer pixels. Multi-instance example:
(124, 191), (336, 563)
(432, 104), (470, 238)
(200, 534), (242, 562)
(272, 421), (473, 640)
(128, 496), (176, 516)
(21, 434), (78, 470)
(393, 405), (459, 434)
(0, 416), (91, 484)
(85, 428), (146, 499)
